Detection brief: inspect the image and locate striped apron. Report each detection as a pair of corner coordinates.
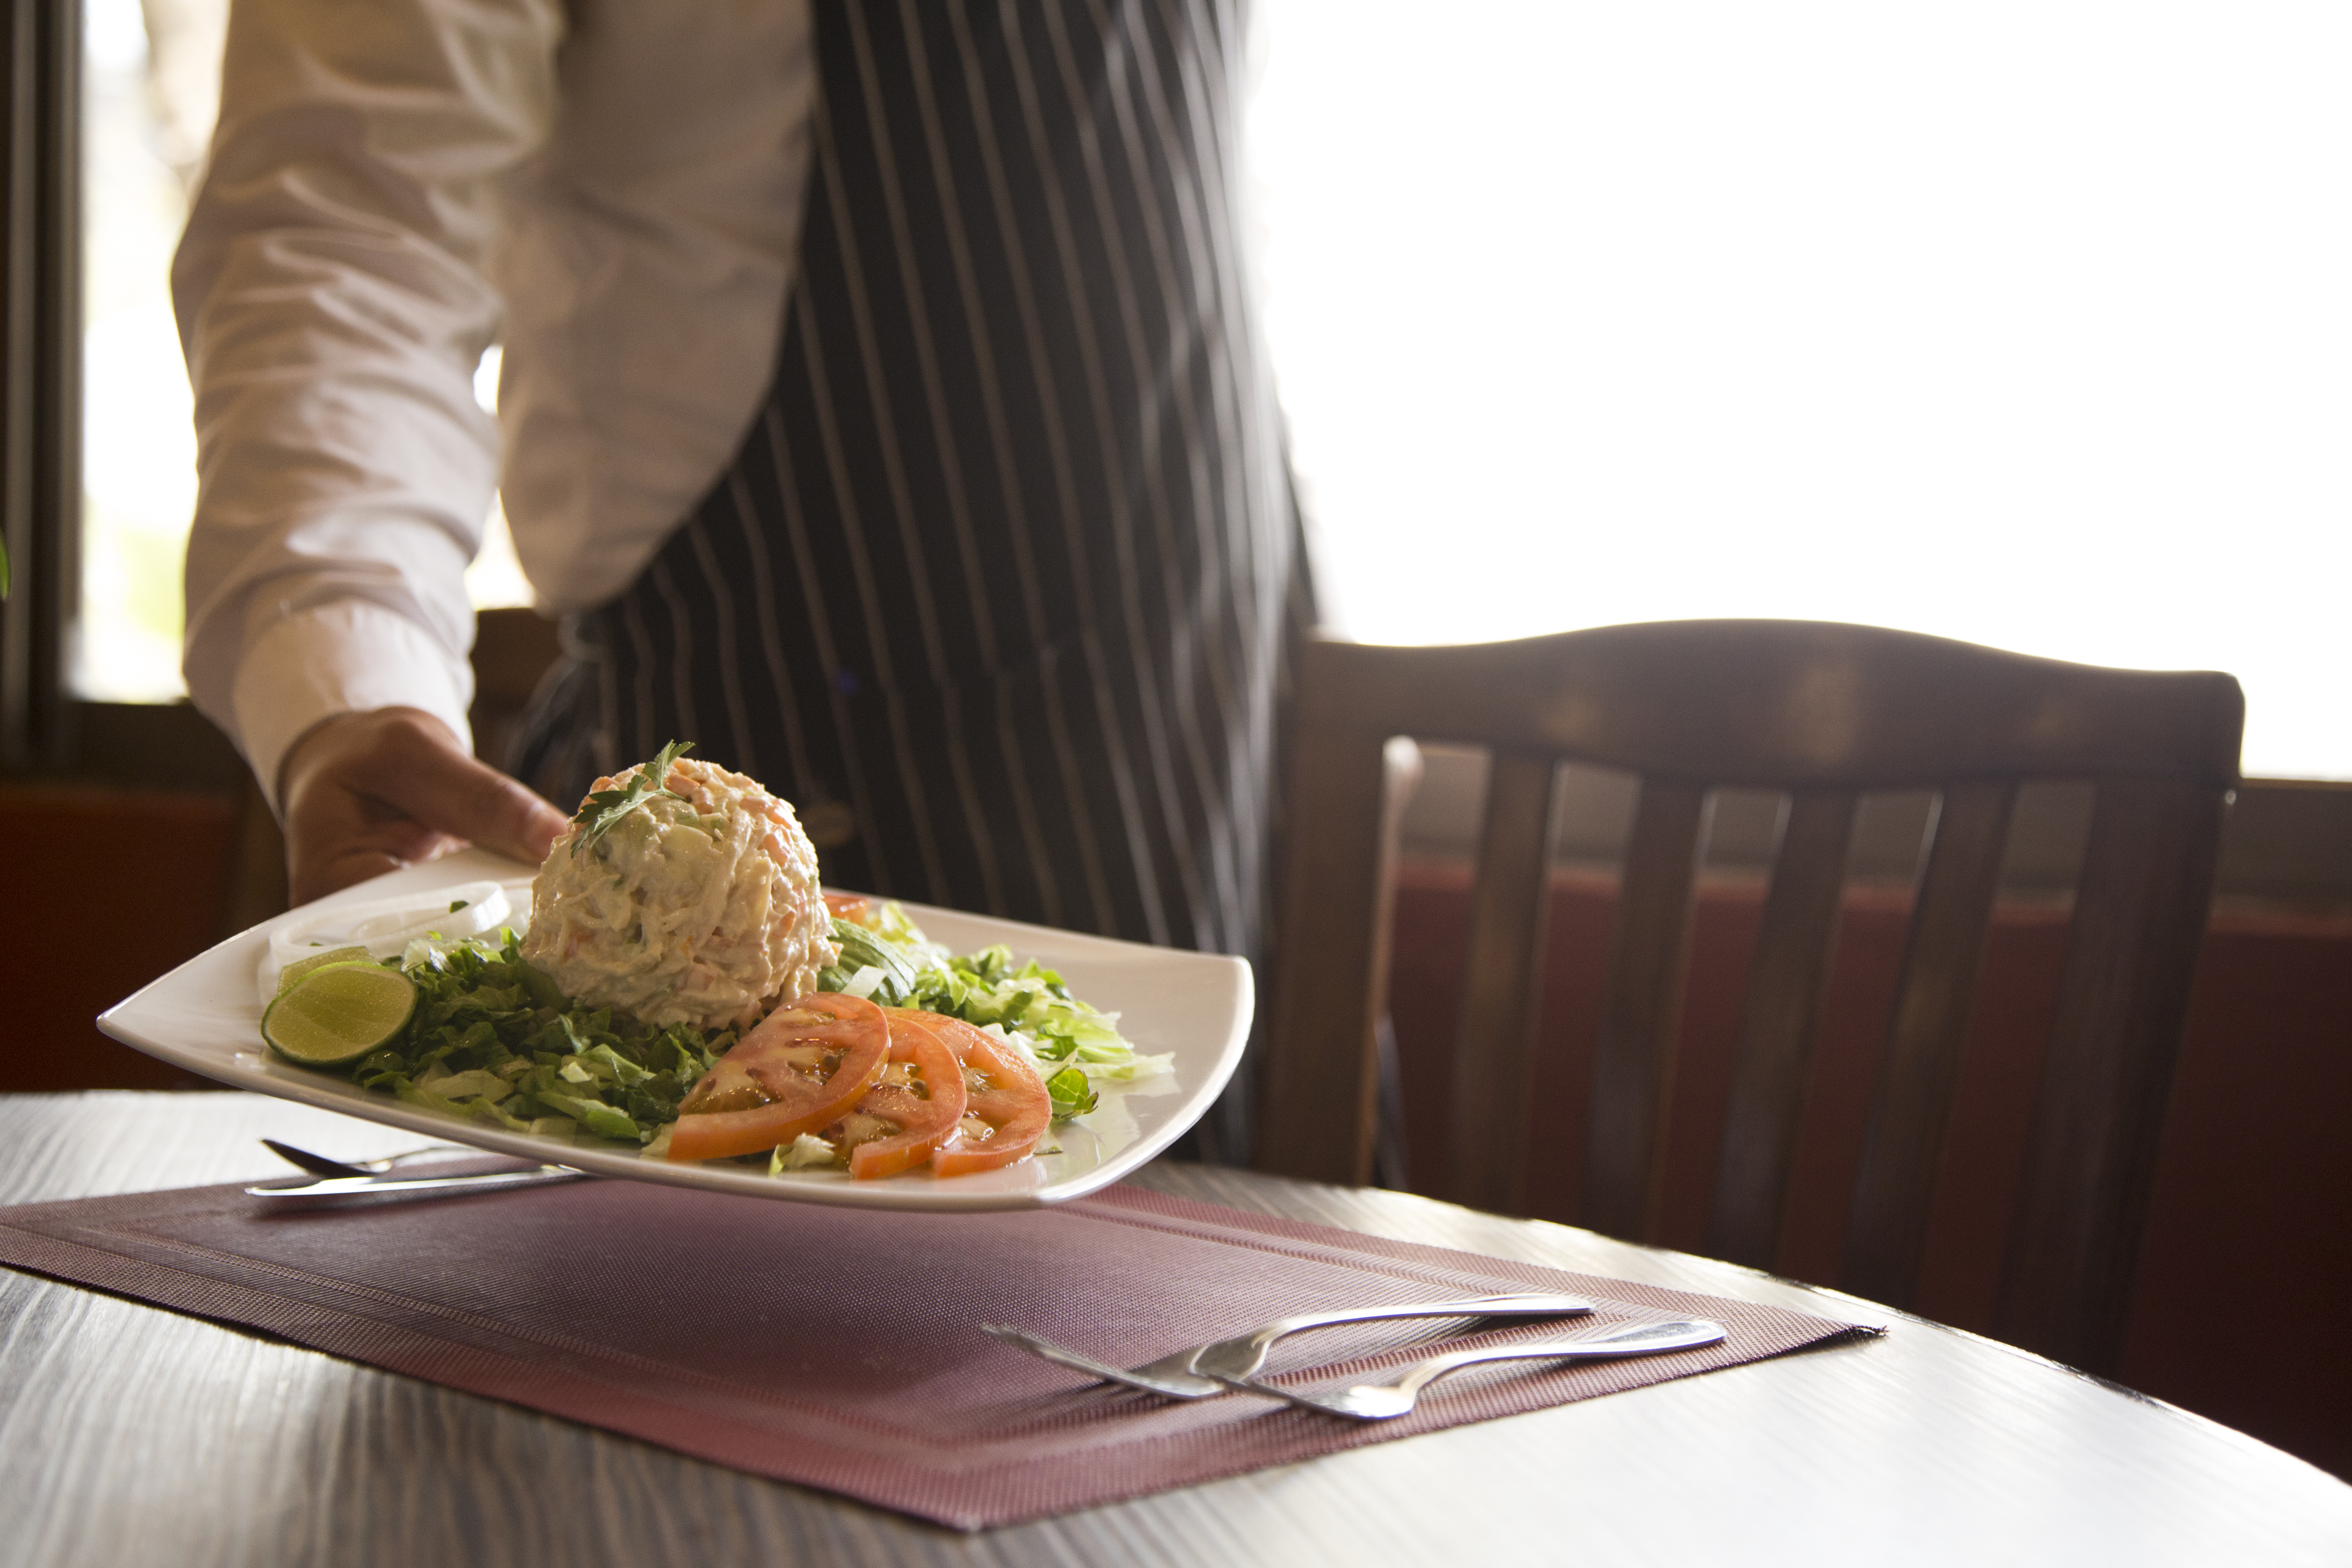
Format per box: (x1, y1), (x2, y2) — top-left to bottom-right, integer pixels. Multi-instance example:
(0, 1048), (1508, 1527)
(518, 0), (1313, 1159)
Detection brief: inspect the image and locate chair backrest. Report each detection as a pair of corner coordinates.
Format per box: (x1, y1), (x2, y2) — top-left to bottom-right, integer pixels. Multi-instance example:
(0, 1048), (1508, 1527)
(1256, 621), (2242, 1376)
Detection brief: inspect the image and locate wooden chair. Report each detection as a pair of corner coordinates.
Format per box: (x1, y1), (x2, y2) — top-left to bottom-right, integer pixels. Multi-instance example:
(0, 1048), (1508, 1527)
(1256, 621), (2242, 1377)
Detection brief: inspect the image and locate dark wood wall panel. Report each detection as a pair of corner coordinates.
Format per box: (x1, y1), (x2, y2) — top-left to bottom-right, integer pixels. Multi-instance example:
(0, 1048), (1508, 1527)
(0, 786), (236, 1090)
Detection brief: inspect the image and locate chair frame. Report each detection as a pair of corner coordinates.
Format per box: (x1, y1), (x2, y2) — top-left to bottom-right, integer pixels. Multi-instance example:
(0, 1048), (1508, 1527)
(1256, 621), (2242, 1377)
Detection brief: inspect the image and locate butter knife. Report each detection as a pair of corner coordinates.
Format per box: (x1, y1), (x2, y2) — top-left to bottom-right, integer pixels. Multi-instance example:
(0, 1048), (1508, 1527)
(245, 1165), (585, 1202)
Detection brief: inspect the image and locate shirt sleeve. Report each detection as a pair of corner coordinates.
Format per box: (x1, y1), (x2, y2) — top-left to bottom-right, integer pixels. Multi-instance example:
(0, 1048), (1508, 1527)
(174, 0), (564, 808)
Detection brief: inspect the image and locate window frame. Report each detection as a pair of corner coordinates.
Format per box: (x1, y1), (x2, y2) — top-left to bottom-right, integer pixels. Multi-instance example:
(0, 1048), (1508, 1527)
(1, 0), (81, 774)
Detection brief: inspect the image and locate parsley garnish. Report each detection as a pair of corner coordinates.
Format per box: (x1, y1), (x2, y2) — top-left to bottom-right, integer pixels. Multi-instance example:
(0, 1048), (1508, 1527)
(570, 740), (695, 857)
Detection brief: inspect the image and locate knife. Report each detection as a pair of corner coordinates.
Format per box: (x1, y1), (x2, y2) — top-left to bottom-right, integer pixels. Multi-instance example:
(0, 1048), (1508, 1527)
(245, 1165), (586, 1202)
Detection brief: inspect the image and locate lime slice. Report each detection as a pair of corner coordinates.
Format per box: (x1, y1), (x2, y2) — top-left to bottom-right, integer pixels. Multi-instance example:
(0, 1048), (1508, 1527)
(262, 964), (417, 1066)
(276, 945), (373, 995)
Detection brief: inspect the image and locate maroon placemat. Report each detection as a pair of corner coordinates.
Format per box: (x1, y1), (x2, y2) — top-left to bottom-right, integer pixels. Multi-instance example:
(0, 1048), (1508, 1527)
(0, 1172), (1868, 1528)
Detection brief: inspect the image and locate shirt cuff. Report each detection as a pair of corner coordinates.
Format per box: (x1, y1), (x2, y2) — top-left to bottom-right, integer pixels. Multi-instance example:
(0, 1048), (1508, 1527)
(232, 601), (477, 815)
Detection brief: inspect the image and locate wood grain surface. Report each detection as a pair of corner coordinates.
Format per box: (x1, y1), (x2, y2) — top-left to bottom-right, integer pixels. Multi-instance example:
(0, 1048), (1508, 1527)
(1579, 778), (1706, 1240)
(1286, 621), (2244, 789)
(1443, 749), (1559, 1212)
(1840, 779), (2016, 1309)
(1996, 778), (2232, 1370)
(1, 1092), (2345, 1567)
(1705, 787), (1858, 1268)
(1259, 625), (2241, 1381)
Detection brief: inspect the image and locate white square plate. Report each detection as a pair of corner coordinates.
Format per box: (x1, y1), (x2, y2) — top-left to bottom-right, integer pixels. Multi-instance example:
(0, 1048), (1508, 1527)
(98, 848), (1252, 1212)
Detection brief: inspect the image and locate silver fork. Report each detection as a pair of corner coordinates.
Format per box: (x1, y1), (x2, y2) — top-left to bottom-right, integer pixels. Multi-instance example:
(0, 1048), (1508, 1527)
(1213, 1317), (1728, 1419)
(984, 1292), (1594, 1400)
(260, 1139), (482, 1178)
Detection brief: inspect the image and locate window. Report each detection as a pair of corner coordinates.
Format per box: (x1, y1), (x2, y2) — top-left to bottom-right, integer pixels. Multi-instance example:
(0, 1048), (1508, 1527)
(77, 0), (201, 701)
(73, 0), (528, 710)
(1245, 1), (2350, 778)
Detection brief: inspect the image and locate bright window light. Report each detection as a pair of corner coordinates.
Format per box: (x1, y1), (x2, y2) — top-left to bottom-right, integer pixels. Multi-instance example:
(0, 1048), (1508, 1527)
(77, 0), (190, 703)
(1246, 1), (2352, 778)
(74, 0), (528, 709)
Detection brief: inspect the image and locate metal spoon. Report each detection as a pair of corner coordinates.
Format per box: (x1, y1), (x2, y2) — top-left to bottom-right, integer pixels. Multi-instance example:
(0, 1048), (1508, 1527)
(1214, 1317), (1728, 1419)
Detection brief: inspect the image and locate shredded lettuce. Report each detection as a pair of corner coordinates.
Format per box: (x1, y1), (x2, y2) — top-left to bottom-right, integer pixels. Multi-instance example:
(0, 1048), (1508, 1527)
(349, 929), (732, 1145)
(769, 1133), (836, 1173)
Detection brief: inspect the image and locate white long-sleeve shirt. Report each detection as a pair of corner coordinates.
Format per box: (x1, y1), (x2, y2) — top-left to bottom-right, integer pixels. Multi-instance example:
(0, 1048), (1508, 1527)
(175, 0), (817, 806)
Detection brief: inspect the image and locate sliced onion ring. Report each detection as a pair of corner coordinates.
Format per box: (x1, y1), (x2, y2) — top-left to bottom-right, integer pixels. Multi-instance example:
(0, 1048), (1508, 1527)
(255, 880), (517, 1005)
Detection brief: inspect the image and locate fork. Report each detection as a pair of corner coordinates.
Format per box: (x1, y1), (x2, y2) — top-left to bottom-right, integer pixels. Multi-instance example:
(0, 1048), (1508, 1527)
(1213, 1316), (1728, 1419)
(260, 1139), (483, 1178)
(984, 1292), (1594, 1400)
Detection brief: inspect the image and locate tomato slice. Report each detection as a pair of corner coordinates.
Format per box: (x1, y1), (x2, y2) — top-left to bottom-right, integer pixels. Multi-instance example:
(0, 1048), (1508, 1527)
(917, 1012), (1054, 1178)
(666, 993), (888, 1162)
(821, 890), (871, 922)
(837, 1012), (970, 1179)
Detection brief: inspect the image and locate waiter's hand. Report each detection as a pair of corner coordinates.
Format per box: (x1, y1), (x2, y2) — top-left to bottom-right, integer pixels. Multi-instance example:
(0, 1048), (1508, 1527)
(278, 707), (570, 905)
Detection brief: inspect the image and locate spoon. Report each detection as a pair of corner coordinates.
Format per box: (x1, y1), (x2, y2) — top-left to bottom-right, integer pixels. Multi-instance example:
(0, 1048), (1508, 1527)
(1214, 1317), (1728, 1419)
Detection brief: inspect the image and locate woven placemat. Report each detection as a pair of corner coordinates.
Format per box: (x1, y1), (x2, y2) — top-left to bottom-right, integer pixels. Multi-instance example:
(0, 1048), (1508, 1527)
(0, 1171), (1869, 1528)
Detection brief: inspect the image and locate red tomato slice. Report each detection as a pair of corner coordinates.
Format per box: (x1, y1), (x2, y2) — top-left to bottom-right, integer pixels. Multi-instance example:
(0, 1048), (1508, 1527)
(666, 993), (888, 1162)
(917, 1013), (1053, 1178)
(838, 1012), (970, 1179)
(821, 890), (871, 922)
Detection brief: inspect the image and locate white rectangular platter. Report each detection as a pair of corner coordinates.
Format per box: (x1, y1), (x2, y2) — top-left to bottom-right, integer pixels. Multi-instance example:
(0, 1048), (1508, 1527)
(98, 848), (1252, 1213)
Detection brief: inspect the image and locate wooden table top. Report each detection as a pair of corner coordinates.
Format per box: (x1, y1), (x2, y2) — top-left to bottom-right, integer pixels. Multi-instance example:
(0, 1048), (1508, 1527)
(3, 1091), (2346, 1567)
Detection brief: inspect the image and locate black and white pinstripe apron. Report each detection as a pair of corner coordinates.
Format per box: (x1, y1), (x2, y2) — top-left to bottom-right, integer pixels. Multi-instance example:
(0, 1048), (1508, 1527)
(516, 0), (1313, 1159)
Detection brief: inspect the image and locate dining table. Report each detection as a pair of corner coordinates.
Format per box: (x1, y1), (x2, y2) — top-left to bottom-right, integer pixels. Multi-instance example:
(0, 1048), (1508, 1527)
(2, 1089), (2346, 1567)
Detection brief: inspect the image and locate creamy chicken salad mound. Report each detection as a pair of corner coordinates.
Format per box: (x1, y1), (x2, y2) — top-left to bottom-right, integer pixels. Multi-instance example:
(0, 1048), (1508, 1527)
(521, 744), (838, 1031)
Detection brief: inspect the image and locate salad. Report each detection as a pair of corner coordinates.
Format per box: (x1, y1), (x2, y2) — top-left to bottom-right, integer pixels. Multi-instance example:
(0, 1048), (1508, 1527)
(259, 745), (1173, 1181)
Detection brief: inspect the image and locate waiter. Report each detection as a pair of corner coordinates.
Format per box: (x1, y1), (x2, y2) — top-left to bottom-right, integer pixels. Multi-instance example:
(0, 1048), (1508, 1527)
(177, 0), (1310, 1155)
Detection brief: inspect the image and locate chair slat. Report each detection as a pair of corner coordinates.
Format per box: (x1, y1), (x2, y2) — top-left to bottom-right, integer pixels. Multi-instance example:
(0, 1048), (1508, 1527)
(1841, 780), (2017, 1309)
(1444, 750), (1561, 1214)
(1255, 720), (1395, 1185)
(1705, 788), (1859, 1269)
(1369, 739), (1426, 1188)
(1579, 781), (1708, 1240)
(1995, 778), (2227, 1376)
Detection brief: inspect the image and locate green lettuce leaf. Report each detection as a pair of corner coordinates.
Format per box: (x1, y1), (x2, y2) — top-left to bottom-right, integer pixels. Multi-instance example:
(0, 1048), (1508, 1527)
(347, 930), (729, 1145)
(1045, 1066), (1098, 1119)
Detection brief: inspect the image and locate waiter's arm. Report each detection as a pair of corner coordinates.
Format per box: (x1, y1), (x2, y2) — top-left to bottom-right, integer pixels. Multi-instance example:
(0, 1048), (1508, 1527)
(175, 0), (567, 898)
